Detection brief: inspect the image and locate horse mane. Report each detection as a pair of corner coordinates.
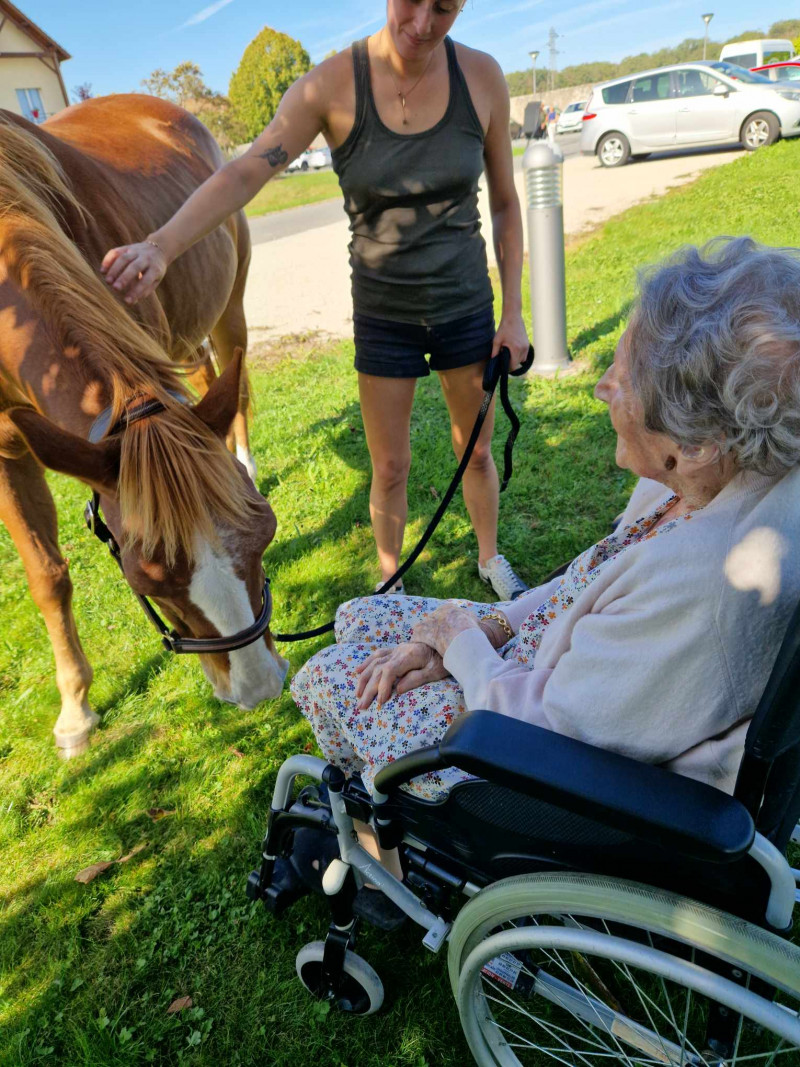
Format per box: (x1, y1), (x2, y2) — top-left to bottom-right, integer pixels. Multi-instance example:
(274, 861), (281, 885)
(0, 114), (259, 565)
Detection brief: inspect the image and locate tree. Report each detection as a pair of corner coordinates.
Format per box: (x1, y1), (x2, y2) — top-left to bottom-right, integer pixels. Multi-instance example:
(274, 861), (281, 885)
(769, 19), (800, 39)
(228, 26), (311, 141)
(193, 98), (248, 154)
(140, 61), (245, 154)
(141, 61), (212, 108)
(72, 83), (93, 103)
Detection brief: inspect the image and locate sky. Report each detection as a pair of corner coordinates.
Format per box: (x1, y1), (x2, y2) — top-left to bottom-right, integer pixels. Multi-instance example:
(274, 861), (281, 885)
(19, 0), (797, 100)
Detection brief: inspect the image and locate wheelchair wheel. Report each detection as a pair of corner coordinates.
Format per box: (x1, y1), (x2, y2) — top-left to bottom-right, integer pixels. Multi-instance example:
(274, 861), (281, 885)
(296, 941), (384, 1016)
(449, 872), (800, 1065)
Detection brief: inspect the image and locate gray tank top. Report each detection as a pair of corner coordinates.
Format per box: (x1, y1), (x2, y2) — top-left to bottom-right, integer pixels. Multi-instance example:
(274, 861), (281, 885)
(332, 37), (493, 326)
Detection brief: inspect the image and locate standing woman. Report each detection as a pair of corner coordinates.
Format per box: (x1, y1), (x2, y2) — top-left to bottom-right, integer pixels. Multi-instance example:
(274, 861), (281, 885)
(102, 0), (530, 600)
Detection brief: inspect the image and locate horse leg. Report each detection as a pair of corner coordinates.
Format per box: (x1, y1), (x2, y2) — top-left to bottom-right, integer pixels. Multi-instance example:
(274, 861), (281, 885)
(186, 340), (218, 395)
(0, 452), (97, 756)
(210, 259), (256, 481)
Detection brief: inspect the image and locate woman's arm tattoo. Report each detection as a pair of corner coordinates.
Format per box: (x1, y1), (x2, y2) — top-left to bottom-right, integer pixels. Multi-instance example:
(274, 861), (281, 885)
(258, 143), (289, 167)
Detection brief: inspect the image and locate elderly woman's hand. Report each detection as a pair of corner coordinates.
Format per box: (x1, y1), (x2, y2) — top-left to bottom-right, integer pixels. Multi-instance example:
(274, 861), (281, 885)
(355, 641), (449, 709)
(411, 604), (481, 658)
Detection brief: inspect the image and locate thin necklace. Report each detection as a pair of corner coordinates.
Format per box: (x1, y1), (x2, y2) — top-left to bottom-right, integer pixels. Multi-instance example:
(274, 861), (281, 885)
(381, 29), (437, 126)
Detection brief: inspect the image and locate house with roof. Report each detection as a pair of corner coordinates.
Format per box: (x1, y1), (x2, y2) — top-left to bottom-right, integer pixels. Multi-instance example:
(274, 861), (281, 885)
(0, 1), (69, 122)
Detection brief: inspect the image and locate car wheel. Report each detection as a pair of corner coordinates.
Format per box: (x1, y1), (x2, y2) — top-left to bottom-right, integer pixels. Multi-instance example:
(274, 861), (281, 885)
(597, 132), (631, 167)
(300, 160), (309, 171)
(741, 111), (780, 150)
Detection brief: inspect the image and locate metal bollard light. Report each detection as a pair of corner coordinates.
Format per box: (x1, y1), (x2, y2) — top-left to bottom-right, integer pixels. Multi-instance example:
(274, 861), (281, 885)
(523, 139), (571, 374)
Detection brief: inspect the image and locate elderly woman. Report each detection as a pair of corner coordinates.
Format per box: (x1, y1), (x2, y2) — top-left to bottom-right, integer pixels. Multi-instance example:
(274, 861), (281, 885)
(292, 237), (800, 803)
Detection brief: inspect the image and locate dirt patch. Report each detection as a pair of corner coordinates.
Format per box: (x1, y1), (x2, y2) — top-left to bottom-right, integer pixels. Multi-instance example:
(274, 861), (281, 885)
(246, 330), (341, 369)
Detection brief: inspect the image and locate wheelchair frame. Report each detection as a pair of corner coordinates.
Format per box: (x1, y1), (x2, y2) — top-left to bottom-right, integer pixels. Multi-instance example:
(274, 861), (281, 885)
(247, 597), (800, 1063)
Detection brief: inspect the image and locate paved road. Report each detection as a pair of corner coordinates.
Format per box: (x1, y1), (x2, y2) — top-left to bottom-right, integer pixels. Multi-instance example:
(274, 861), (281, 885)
(248, 196), (346, 245)
(243, 137), (743, 342)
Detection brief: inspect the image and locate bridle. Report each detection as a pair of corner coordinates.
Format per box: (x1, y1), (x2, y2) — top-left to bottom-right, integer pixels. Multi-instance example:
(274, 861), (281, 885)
(84, 393), (273, 656)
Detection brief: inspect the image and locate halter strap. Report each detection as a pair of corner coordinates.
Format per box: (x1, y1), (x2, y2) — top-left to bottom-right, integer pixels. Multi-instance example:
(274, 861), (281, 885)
(88, 389), (190, 443)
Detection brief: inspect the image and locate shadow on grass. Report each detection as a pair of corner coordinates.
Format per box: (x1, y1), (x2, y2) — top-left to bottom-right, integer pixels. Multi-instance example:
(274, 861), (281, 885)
(570, 300), (633, 358)
(94, 652), (172, 716)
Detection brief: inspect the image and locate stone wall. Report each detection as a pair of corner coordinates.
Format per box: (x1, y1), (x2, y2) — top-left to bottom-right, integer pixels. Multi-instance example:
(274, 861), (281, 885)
(509, 83), (595, 127)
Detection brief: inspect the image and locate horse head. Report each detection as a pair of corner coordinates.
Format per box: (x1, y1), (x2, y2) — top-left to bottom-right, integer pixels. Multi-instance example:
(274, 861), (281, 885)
(9, 352), (289, 709)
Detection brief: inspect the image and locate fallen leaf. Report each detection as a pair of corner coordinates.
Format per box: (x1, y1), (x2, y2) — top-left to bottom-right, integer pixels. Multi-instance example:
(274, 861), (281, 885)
(228, 747), (245, 759)
(145, 808), (175, 821)
(75, 861), (113, 884)
(117, 842), (147, 864)
(167, 996), (193, 1014)
(430, 485), (440, 500)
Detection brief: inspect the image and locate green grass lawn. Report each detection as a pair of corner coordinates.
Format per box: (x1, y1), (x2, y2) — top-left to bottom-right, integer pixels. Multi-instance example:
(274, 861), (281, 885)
(244, 170), (342, 218)
(2, 140), (799, 1066)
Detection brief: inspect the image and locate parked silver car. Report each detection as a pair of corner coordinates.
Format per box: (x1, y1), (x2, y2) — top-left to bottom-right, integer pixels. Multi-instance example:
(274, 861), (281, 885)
(580, 61), (800, 167)
(556, 101), (587, 134)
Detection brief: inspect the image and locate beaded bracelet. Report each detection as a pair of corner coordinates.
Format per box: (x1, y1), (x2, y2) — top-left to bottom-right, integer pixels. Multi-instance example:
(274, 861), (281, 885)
(482, 612), (514, 642)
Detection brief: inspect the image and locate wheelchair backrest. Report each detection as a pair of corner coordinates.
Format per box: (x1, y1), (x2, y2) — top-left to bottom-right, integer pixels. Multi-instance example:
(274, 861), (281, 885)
(735, 598), (800, 847)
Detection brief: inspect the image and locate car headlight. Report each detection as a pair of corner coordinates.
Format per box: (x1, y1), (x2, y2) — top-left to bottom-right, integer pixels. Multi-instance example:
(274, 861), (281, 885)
(777, 91), (800, 101)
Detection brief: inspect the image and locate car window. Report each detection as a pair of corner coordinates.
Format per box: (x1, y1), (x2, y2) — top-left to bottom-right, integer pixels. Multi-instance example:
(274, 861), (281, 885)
(722, 52), (758, 69)
(707, 61), (771, 84)
(763, 50), (792, 63)
(674, 69), (723, 97)
(775, 66), (800, 81)
(602, 80), (632, 105)
(630, 73), (672, 103)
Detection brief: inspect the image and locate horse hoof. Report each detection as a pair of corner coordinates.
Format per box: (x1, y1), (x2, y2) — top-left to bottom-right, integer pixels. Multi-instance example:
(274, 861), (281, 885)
(57, 737), (91, 760)
(54, 712), (100, 758)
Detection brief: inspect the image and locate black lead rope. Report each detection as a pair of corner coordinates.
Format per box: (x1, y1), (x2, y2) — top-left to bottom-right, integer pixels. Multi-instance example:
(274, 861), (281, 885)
(272, 344), (533, 643)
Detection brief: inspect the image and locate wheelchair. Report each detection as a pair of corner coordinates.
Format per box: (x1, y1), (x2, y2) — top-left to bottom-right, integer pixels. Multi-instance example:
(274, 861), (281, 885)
(247, 596), (800, 1065)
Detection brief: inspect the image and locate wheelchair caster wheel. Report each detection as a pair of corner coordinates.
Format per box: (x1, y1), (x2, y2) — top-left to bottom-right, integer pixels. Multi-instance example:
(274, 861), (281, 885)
(296, 941), (384, 1016)
(245, 870), (262, 901)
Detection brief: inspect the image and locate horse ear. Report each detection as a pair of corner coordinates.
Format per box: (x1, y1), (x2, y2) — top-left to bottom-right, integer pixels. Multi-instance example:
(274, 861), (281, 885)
(192, 348), (243, 438)
(8, 407), (120, 493)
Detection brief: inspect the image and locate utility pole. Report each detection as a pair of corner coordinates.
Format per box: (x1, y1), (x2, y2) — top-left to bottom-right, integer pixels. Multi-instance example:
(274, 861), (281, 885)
(702, 13), (714, 61)
(529, 50), (540, 97)
(547, 28), (561, 93)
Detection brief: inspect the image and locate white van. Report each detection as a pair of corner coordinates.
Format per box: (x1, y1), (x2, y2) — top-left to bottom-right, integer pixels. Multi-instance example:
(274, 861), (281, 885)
(719, 39), (795, 70)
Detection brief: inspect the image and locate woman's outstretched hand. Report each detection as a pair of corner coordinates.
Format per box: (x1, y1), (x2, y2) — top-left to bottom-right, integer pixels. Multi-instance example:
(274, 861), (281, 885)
(355, 641), (449, 709)
(100, 240), (168, 304)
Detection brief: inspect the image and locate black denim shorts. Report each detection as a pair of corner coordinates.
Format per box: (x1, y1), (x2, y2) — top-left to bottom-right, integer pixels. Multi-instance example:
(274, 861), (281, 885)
(353, 305), (495, 378)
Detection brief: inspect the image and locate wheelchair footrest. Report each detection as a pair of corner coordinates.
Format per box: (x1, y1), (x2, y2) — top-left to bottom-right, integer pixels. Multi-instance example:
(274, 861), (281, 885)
(247, 866), (310, 917)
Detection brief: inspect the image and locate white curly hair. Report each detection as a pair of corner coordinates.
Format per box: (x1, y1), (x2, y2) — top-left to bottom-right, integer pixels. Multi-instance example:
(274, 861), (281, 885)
(627, 236), (800, 476)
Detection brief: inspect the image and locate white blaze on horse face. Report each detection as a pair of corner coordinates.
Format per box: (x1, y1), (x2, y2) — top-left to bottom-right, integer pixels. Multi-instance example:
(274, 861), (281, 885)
(189, 537), (288, 707)
(236, 444), (257, 483)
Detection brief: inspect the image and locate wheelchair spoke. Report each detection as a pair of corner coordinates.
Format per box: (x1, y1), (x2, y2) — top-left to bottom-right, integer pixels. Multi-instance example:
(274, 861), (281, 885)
(482, 982), (611, 1066)
(482, 980), (673, 1066)
(594, 921), (709, 1067)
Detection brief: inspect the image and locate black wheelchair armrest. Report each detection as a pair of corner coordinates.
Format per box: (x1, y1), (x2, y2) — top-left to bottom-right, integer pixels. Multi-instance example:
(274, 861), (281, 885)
(374, 709), (755, 864)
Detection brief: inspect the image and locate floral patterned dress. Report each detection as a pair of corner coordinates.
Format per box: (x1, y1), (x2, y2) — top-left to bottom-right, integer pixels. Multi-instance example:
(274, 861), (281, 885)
(291, 494), (694, 800)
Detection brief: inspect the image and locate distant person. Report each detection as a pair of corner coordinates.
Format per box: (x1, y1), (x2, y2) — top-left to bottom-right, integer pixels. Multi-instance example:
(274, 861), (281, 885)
(547, 103), (558, 143)
(102, 0), (530, 601)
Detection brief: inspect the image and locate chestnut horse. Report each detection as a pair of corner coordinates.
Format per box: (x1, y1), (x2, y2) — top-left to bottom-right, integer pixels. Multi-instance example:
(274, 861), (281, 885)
(0, 98), (288, 755)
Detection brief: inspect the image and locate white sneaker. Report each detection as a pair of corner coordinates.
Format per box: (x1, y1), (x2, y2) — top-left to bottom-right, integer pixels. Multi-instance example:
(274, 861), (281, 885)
(478, 555), (527, 601)
(374, 579), (405, 594)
